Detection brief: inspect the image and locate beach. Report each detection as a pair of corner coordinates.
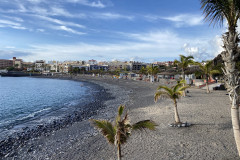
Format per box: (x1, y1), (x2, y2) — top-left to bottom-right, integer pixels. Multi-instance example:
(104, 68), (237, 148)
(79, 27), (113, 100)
(3, 75), (240, 160)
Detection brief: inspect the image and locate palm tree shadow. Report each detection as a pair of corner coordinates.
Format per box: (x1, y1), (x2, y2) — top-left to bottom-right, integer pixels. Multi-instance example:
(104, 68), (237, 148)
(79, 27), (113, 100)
(193, 121), (232, 130)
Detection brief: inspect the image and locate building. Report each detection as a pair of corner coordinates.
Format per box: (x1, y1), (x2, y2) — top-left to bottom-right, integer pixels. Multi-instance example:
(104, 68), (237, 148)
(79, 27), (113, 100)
(88, 59), (97, 65)
(129, 61), (146, 71)
(35, 60), (45, 72)
(108, 60), (130, 71)
(88, 64), (108, 71)
(13, 57), (23, 69)
(0, 59), (13, 69)
(153, 61), (174, 66)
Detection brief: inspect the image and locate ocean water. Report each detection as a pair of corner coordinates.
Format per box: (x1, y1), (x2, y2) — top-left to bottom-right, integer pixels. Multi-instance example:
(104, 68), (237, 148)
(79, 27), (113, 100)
(0, 76), (92, 135)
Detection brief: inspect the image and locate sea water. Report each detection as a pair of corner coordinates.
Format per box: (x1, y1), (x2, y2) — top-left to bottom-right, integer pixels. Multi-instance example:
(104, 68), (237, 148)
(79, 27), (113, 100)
(0, 76), (92, 136)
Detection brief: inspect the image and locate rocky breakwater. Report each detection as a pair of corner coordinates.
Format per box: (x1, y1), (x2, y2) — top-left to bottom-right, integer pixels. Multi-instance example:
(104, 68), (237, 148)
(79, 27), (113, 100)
(0, 81), (113, 158)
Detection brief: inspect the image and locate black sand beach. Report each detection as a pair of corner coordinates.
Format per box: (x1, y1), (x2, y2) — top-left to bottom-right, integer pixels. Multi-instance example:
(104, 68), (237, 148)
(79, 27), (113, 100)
(2, 75), (240, 159)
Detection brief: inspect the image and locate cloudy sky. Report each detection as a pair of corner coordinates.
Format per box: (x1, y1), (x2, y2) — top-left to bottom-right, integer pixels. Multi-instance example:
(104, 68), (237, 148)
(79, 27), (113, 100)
(0, 0), (226, 62)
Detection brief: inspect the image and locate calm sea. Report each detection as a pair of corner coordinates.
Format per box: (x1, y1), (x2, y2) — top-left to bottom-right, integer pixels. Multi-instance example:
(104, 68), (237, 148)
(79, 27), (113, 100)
(0, 76), (92, 137)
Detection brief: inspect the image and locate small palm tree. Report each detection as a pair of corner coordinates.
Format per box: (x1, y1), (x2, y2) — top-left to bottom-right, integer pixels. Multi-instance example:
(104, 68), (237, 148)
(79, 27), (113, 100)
(174, 55), (194, 96)
(154, 83), (189, 123)
(90, 105), (157, 160)
(196, 61), (221, 93)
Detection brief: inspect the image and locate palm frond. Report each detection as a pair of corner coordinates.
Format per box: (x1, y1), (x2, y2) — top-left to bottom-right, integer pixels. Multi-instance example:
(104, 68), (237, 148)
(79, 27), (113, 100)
(115, 105), (125, 125)
(154, 91), (171, 102)
(173, 82), (185, 93)
(178, 85), (190, 92)
(173, 59), (180, 66)
(132, 120), (157, 131)
(118, 105), (125, 117)
(156, 85), (173, 95)
(91, 119), (116, 144)
(210, 69), (221, 75)
(200, 0), (225, 26)
(200, 0), (238, 27)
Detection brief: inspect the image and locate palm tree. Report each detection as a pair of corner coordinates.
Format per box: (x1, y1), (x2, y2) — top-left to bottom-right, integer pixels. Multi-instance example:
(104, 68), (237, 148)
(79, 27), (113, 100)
(200, 0), (240, 156)
(139, 66), (147, 75)
(154, 83), (189, 123)
(147, 65), (159, 82)
(196, 61), (221, 93)
(174, 55), (194, 96)
(91, 105), (157, 160)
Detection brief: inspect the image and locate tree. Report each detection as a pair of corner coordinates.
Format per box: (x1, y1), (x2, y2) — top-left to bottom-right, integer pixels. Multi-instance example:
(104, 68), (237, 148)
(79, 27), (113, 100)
(147, 65), (159, 76)
(154, 83), (189, 123)
(200, 0), (240, 156)
(196, 61), (221, 93)
(139, 66), (147, 75)
(91, 105), (157, 160)
(174, 55), (194, 96)
(147, 65), (159, 82)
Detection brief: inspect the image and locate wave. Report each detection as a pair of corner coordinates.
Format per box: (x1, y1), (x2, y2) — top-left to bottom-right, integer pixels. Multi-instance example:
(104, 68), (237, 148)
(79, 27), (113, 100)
(16, 107), (51, 121)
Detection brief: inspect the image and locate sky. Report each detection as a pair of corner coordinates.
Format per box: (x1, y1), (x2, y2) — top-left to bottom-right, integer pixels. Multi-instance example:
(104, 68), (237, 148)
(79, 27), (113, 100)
(0, 0), (228, 62)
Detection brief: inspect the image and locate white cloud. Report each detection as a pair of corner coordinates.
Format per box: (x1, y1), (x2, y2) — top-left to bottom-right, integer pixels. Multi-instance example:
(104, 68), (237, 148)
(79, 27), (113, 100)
(27, 0), (46, 4)
(67, 0), (106, 8)
(57, 25), (86, 35)
(0, 19), (26, 30)
(210, 35), (224, 56)
(5, 46), (16, 49)
(9, 30), (186, 61)
(2, 16), (24, 22)
(3, 30), (222, 62)
(50, 7), (74, 17)
(92, 12), (134, 20)
(164, 14), (203, 27)
(145, 14), (203, 27)
(182, 36), (223, 62)
(37, 28), (45, 32)
(36, 15), (85, 28)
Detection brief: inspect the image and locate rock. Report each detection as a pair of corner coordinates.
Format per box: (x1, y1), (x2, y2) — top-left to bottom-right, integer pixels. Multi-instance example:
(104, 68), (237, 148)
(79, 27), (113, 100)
(181, 123), (186, 127)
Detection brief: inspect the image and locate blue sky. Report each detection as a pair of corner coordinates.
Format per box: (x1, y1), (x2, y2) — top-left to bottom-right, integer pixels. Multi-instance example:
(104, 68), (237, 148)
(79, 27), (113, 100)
(0, 0), (227, 62)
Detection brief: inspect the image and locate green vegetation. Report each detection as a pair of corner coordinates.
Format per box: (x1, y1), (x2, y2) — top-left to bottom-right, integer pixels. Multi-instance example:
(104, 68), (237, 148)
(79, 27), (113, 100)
(174, 55), (194, 96)
(154, 83), (189, 123)
(195, 61), (221, 93)
(90, 105), (157, 160)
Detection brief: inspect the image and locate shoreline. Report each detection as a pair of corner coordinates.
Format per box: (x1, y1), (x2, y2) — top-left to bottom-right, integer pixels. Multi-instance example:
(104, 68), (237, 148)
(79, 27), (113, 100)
(0, 76), (116, 158)
(2, 75), (240, 159)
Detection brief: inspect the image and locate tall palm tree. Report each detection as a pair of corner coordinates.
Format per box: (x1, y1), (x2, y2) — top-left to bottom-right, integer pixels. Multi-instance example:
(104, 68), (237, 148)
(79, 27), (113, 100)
(139, 66), (147, 75)
(91, 105), (157, 160)
(196, 61), (221, 93)
(174, 55), (194, 96)
(201, 0), (240, 156)
(154, 83), (189, 123)
(147, 65), (159, 82)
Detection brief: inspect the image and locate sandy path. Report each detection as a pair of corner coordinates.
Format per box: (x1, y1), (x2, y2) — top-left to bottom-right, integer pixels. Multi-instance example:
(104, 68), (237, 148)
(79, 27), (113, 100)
(10, 75), (240, 160)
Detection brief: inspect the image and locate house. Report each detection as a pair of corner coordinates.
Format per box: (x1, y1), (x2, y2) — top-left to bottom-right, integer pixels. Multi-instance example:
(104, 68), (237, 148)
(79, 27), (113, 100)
(13, 57), (23, 69)
(108, 60), (130, 71)
(129, 61), (146, 71)
(35, 60), (45, 72)
(0, 59), (13, 69)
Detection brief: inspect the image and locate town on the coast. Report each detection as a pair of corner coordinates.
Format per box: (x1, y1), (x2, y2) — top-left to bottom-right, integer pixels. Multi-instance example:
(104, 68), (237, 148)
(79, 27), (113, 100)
(0, 55), (226, 89)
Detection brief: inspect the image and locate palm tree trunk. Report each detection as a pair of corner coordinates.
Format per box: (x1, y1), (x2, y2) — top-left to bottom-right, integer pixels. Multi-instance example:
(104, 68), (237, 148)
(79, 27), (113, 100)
(222, 28), (240, 156)
(182, 70), (186, 97)
(206, 74), (210, 93)
(117, 143), (122, 160)
(174, 100), (181, 123)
